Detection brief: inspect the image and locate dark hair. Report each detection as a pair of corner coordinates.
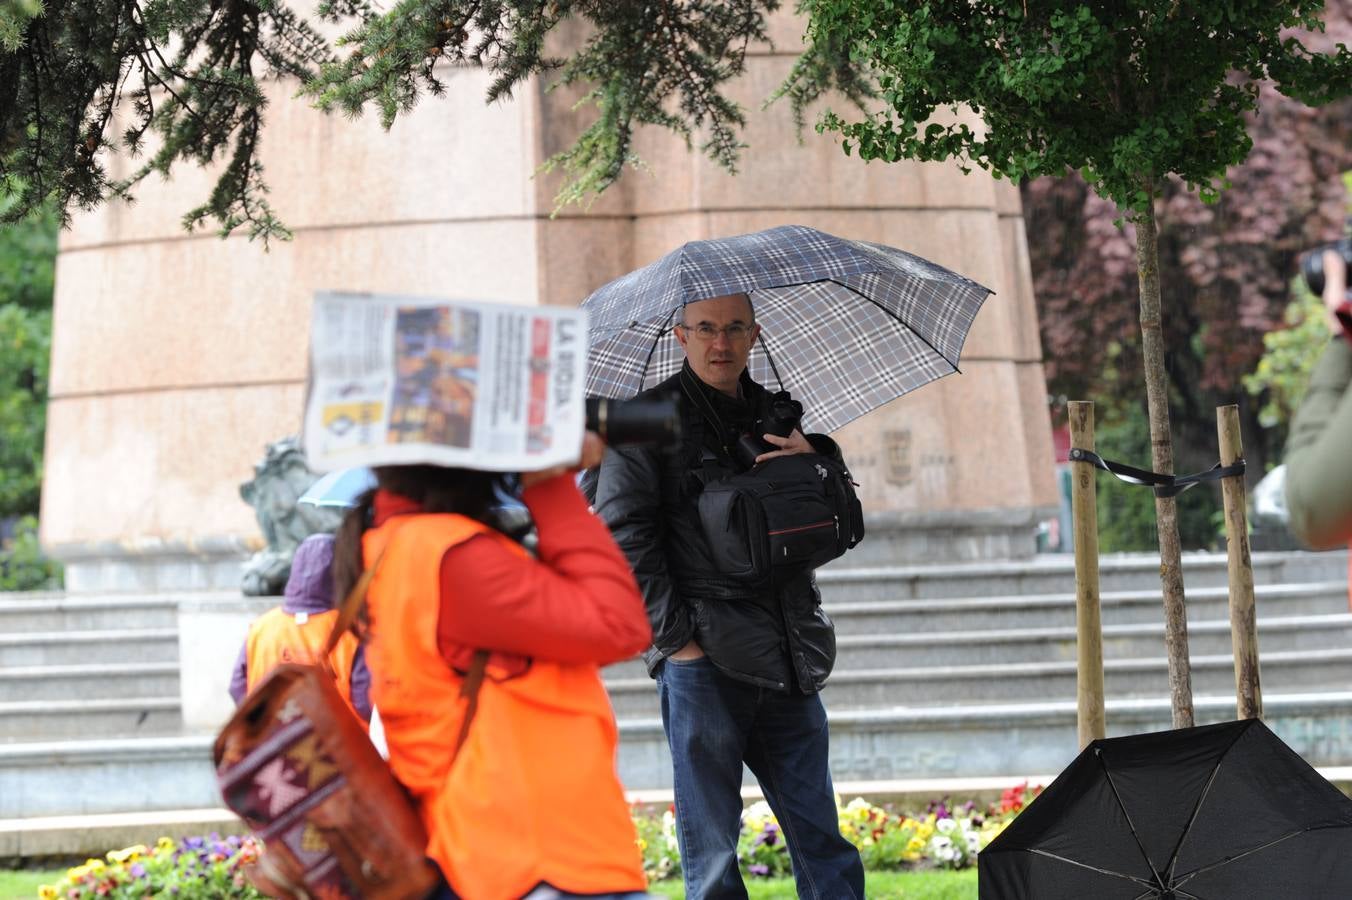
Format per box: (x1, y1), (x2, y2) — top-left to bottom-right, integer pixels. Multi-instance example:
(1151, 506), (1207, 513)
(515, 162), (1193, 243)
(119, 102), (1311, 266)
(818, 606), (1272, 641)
(331, 465), (498, 629)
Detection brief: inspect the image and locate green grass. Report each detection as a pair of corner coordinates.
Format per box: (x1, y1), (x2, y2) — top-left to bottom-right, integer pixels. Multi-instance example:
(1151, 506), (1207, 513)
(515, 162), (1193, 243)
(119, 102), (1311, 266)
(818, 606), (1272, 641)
(0, 869), (64, 900)
(0, 867), (981, 900)
(648, 868), (978, 898)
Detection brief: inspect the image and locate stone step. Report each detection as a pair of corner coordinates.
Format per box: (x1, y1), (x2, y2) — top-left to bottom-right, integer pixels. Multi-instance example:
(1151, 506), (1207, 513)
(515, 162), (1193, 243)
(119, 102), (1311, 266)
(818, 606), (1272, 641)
(0, 629), (179, 667)
(615, 691), (1352, 790)
(602, 649), (1352, 718)
(816, 550), (1347, 601)
(0, 663), (180, 703)
(821, 581), (1348, 634)
(0, 698), (183, 743)
(831, 612), (1352, 669)
(602, 612), (1352, 678)
(0, 593), (182, 632)
(8, 688), (1352, 818)
(0, 737), (220, 818)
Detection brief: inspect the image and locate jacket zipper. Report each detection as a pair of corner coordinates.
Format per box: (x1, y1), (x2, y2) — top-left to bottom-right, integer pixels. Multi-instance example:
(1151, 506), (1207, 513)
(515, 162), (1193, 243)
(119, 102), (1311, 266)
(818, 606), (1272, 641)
(768, 519), (834, 536)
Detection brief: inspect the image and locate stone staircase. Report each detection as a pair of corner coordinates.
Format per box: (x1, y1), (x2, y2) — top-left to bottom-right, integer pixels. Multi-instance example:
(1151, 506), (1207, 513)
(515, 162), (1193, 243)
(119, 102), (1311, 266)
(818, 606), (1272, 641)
(0, 592), (216, 820)
(2, 551), (1349, 827)
(610, 551), (1352, 788)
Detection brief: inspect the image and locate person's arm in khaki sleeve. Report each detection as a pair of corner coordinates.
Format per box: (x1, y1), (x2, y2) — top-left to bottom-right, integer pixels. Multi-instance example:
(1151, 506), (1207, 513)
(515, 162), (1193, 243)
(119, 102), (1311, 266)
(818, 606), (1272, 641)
(1286, 250), (1352, 548)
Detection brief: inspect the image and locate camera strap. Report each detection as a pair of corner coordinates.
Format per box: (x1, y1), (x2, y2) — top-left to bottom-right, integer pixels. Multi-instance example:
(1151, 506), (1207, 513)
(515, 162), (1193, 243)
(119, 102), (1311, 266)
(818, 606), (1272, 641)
(1068, 448), (1246, 498)
(680, 366), (739, 465)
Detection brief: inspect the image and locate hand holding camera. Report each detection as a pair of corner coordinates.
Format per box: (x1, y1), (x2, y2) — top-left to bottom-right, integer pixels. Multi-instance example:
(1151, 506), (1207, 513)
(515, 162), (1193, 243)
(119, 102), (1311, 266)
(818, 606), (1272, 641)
(1301, 238), (1352, 339)
(734, 391), (806, 468)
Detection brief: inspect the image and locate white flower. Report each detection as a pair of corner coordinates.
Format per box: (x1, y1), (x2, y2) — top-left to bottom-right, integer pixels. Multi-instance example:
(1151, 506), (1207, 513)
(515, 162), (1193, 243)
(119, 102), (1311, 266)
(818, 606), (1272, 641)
(930, 835), (957, 862)
(744, 800), (775, 820)
(935, 817), (958, 834)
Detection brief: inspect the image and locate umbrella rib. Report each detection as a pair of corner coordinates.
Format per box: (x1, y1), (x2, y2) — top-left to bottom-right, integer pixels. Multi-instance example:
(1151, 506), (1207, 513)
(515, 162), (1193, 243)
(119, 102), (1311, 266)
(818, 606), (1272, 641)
(753, 328), (786, 392)
(1098, 752), (1169, 889)
(1162, 753), (1226, 883)
(1023, 849), (1156, 888)
(636, 306), (679, 392)
(1170, 825), (1345, 889)
(1164, 719), (1252, 883)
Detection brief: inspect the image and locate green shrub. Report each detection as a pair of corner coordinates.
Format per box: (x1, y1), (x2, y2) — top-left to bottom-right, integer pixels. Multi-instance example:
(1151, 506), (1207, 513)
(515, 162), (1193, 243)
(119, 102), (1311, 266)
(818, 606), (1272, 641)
(0, 515), (61, 591)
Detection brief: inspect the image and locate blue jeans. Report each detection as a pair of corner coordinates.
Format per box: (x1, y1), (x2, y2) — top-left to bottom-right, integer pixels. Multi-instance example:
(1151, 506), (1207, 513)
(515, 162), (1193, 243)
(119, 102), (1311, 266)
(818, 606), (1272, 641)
(657, 656), (865, 899)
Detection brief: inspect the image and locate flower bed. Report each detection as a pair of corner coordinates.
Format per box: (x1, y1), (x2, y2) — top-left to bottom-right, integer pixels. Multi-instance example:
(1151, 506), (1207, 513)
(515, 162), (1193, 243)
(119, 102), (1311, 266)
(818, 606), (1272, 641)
(636, 782), (1043, 883)
(38, 834), (262, 899)
(37, 784), (1042, 895)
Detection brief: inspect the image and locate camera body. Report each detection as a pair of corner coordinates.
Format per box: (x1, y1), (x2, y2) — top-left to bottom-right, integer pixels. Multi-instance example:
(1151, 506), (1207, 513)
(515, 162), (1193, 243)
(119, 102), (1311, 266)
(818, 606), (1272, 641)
(1300, 237), (1352, 297)
(734, 391), (804, 469)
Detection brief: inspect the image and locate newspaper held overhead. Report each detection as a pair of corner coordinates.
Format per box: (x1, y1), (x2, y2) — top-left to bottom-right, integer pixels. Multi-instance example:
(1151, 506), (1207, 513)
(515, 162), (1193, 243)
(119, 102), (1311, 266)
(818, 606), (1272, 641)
(303, 291), (589, 473)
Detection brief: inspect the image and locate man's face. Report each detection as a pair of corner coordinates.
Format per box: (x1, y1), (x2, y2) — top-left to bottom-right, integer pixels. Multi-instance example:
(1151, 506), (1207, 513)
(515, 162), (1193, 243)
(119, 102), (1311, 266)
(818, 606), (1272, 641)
(674, 293), (760, 396)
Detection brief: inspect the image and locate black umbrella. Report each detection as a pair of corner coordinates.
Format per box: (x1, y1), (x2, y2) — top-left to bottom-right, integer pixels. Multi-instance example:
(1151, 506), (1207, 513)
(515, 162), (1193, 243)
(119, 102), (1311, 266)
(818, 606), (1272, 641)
(979, 719), (1352, 899)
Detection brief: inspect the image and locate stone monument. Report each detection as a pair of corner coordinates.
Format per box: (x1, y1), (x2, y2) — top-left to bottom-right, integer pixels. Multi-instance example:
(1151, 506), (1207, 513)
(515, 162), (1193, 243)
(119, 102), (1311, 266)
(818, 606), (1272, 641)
(41, 9), (1057, 591)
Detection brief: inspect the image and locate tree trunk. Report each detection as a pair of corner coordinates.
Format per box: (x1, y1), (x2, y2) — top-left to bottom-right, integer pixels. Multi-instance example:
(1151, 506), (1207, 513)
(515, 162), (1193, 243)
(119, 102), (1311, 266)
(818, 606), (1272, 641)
(1135, 180), (1195, 729)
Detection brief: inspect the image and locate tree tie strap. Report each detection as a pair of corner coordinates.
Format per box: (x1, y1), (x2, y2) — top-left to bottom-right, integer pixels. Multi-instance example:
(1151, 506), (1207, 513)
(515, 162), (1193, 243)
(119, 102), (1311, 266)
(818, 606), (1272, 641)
(1068, 448), (1246, 498)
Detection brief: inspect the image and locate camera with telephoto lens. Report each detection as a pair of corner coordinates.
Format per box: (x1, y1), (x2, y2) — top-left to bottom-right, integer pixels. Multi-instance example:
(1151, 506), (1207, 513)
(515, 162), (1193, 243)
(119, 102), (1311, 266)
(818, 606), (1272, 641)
(585, 394), (682, 446)
(1300, 237), (1352, 297)
(734, 391), (804, 469)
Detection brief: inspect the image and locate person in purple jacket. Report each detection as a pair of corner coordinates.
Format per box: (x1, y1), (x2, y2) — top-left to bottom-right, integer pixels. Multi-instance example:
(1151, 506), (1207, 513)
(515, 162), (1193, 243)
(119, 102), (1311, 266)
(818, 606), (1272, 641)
(228, 533), (372, 721)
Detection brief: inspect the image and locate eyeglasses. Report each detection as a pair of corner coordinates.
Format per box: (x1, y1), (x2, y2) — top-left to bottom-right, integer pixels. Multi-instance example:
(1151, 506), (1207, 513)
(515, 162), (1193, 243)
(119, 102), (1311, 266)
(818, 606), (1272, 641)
(678, 322), (754, 342)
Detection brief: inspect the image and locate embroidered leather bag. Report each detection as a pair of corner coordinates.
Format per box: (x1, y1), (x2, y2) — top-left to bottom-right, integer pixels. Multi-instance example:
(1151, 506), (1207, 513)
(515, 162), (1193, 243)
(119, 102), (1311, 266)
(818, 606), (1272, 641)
(214, 565), (488, 899)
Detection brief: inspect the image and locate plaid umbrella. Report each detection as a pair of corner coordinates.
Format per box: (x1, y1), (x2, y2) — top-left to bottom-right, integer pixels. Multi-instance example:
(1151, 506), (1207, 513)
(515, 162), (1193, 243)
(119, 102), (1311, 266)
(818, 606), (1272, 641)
(582, 224), (993, 433)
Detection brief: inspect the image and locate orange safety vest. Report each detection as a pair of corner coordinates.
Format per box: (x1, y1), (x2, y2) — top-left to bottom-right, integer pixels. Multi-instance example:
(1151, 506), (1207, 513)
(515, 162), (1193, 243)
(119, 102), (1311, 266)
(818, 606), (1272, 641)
(362, 514), (646, 900)
(244, 607), (361, 713)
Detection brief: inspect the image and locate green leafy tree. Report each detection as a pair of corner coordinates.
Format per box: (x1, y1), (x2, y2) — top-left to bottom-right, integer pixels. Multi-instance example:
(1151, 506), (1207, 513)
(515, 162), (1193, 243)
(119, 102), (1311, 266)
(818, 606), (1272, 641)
(2, 1), (866, 234)
(0, 200), (59, 590)
(0, 202), (54, 519)
(1, 1), (336, 240)
(791, 0), (1352, 727)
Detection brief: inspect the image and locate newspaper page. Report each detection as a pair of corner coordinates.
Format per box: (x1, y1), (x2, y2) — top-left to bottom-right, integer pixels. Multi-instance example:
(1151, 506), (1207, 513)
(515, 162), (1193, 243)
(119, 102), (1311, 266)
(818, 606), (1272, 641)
(302, 291), (588, 473)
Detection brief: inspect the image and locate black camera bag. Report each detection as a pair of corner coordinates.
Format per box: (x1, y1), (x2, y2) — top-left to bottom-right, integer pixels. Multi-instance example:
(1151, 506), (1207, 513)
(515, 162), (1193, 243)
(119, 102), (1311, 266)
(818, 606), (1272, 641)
(696, 452), (864, 583)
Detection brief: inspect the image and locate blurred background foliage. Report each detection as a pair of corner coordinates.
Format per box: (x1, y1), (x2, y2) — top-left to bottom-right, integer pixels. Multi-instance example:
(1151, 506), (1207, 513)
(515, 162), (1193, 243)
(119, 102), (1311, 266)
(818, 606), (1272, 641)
(0, 195), (60, 589)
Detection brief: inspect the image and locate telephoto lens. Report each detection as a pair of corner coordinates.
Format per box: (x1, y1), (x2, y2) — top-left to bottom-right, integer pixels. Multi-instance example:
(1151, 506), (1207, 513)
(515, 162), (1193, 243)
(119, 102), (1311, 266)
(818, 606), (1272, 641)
(585, 394), (682, 446)
(1301, 238), (1352, 297)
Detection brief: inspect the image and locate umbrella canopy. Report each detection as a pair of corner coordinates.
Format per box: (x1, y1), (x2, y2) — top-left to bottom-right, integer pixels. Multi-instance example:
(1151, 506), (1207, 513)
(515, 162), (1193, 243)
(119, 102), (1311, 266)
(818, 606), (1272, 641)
(297, 466), (529, 514)
(297, 467), (377, 508)
(978, 719), (1352, 899)
(582, 224), (992, 434)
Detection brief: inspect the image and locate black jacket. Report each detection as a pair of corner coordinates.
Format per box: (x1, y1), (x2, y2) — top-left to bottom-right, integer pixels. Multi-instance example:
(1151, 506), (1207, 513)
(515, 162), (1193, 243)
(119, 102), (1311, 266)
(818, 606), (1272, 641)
(593, 364), (842, 693)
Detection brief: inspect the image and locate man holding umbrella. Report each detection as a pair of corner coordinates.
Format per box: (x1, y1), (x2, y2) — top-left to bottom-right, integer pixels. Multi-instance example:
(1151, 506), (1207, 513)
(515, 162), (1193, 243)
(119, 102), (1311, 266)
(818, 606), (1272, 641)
(595, 291), (866, 898)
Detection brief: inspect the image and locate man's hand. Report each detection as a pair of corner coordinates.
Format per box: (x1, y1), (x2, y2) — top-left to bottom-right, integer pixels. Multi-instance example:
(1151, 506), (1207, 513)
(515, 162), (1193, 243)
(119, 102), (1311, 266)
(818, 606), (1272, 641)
(520, 430), (606, 490)
(670, 639), (705, 660)
(755, 429), (814, 464)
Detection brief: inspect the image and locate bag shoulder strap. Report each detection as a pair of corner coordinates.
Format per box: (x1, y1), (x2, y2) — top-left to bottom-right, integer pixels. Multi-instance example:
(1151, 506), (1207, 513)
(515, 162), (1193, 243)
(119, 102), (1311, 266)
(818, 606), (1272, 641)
(323, 524), (491, 759)
(454, 650), (491, 757)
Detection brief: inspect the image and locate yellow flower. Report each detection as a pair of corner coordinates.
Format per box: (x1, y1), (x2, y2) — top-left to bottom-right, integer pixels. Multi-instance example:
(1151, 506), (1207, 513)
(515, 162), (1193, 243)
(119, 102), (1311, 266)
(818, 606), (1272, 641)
(38, 886), (58, 899)
(157, 836), (176, 853)
(107, 844), (147, 863)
